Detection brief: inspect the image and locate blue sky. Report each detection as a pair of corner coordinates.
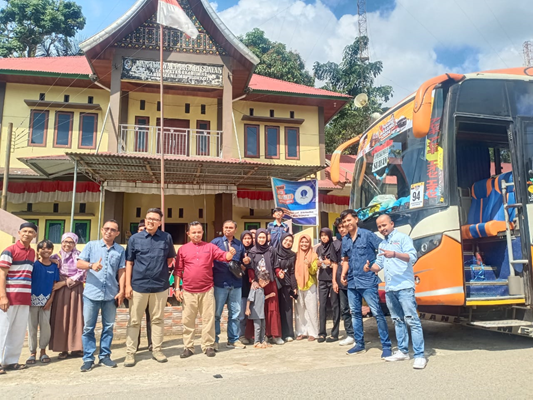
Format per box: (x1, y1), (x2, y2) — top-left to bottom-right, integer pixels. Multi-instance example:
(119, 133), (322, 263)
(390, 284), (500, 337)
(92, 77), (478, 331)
(74, 0), (531, 105)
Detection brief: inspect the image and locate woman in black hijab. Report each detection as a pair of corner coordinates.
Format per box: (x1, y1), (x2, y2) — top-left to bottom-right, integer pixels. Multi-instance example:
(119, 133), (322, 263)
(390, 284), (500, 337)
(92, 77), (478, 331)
(238, 231), (254, 344)
(274, 232), (297, 342)
(247, 228), (283, 345)
(316, 227), (340, 343)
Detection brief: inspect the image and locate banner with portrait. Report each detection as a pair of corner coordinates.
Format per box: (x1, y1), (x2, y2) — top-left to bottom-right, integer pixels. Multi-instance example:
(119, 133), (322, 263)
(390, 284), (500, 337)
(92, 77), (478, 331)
(271, 177), (319, 226)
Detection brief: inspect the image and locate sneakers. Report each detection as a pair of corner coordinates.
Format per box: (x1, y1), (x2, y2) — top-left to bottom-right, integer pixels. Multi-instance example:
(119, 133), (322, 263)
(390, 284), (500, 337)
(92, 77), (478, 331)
(152, 351), (168, 363)
(80, 361), (93, 372)
(229, 340), (246, 349)
(272, 337), (284, 345)
(180, 348), (194, 359)
(385, 351), (410, 362)
(339, 337), (355, 346)
(99, 357), (117, 368)
(346, 344), (366, 355)
(205, 348), (216, 357)
(413, 357), (428, 369)
(284, 337), (294, 343)
(124, 354), (136, 367)
(381, 348), (392, 359)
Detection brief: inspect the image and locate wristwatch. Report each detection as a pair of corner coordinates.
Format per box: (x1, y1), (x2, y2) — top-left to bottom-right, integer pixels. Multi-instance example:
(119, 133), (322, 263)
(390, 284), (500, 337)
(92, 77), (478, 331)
(88, 263), (93, 269)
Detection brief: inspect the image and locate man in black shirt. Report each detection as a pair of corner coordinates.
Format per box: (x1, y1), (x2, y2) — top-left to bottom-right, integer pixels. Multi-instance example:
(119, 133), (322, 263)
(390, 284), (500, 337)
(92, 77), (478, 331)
(124, 208), (176, 367)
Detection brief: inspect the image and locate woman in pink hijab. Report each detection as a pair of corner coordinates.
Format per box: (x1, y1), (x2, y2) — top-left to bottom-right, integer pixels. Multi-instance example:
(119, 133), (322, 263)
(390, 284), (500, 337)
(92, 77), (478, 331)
(49, 233), (86, 359)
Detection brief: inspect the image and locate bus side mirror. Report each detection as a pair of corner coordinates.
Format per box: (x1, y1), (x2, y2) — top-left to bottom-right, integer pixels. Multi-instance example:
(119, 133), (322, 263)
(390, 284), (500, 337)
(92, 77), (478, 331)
(412, 73), (464, 139)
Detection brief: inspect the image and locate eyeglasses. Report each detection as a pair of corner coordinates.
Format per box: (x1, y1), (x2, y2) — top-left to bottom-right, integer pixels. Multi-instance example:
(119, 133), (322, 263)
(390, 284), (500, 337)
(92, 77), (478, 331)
(145, 218), (161, 223)
(63, 241), (75, 245)
(103, 227), (118, 233)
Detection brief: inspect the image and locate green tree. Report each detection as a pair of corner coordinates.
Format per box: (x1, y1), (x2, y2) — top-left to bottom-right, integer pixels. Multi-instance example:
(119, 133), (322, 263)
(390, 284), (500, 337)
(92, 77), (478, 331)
(314, 37), (393, 154)
(0, 0), (85, 58)
(240, 28), (314, 87)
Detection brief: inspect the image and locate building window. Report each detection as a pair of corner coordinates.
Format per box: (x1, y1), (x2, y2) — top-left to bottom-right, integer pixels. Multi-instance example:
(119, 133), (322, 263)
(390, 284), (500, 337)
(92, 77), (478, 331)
(265, 126), (280, 159)
(249, 108), (254, 116)
(270, 110), (274, 117)
(53, 111), (73, 148)
(88, 96), (94, 104)
(179, 208), (184, 218)
(64, 94), (70, 103)
(136, 207), (141, 218)
(198, 208), (204, 219)
(79, 113), (98, 149)
(140, 100), (146, 110)
(29, 110), (49, 147)
(285, 127), (300, 159)
(244, 124), (259, 158)
(200, 104), (206, 114)
(27, 203), (33, 212)
(39, 93), (45, 101)
(134, 116), (150, 152)
(73, 220), (91, 244)
(196, 120), (210, 156)
(53, 203), (59, 213)
(79, 203), (86, 213)
(157, 101), (161, 111)
(168, 208), (173, 218)
(185, 103), (190, 114)
(45, 220), (65, 243)
(290, 111), (295, 119)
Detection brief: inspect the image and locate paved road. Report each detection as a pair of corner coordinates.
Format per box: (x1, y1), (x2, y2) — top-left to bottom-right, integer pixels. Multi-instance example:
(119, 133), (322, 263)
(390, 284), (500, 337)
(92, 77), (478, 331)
(2, 318), (533, 399)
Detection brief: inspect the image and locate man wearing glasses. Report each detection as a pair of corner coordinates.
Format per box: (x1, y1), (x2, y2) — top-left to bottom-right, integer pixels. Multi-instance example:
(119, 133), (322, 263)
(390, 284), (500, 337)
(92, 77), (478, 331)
(124, 208), (176, 367)
(76, 220), (125, 372)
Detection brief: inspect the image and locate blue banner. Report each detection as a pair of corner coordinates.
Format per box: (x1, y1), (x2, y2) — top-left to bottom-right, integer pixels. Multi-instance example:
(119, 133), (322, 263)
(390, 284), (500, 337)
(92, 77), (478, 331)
(271, 177), (318, 226)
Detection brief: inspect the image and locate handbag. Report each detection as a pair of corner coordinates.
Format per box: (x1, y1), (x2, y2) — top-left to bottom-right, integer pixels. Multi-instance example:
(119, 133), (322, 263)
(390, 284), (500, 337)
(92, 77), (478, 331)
(225, 241), (243, 278)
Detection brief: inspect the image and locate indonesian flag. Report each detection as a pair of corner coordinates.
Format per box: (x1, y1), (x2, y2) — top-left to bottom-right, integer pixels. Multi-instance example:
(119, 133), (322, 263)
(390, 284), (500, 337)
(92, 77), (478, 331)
(157, 0), (199, 39)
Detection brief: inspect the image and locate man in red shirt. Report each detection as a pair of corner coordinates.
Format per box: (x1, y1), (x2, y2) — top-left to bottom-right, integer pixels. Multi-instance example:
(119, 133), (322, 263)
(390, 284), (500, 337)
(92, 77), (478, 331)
(174, 221), (235, 358)
(0, 222), (37, 374)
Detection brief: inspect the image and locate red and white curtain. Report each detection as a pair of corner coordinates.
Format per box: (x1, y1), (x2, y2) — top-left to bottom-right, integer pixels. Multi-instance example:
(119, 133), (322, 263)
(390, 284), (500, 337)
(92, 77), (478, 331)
(0, 181), (100, 204)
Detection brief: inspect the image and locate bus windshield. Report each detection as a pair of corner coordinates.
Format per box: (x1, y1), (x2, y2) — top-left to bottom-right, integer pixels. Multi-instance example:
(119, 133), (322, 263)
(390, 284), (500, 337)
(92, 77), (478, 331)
(351, 89), (446, 220)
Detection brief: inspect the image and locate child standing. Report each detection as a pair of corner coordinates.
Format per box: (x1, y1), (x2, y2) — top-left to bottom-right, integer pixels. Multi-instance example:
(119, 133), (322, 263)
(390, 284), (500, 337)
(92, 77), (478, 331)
(246, 270), (274, 348)
(27, 240), (60, 364)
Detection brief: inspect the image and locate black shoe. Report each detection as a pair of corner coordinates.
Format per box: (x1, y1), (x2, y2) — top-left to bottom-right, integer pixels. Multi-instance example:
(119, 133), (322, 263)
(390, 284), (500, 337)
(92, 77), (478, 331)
(80, 361), (93, 372)
(148, 344), (153, 352)
(205, 348), (216, 357)
(326, 336), (339, 343)
(99, 357), (117, 368)
(180, 348), (194, 359)
(317, 336), (326, 343)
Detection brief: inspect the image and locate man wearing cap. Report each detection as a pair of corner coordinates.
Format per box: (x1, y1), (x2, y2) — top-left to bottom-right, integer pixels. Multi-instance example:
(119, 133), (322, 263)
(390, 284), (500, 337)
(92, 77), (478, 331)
(0, 222), (38, 373)
(267, 208), (290, 247)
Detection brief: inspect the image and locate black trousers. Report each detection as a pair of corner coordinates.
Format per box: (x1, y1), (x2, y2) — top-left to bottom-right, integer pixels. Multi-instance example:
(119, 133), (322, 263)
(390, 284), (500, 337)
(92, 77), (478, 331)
(278, 285), (295, 339)
(318, 280), (340, 338)
(339, 288), (354, 337)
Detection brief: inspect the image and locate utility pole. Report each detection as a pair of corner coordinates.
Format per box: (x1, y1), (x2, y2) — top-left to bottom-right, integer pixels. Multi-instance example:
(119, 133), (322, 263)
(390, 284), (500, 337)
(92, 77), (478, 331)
(524, 40), (533, 67)
(1, 122), (13, 210)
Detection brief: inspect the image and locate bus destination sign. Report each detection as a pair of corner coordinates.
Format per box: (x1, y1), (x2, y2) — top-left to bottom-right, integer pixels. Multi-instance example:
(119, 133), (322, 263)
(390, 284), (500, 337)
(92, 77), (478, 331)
(121, 58), (223, 87)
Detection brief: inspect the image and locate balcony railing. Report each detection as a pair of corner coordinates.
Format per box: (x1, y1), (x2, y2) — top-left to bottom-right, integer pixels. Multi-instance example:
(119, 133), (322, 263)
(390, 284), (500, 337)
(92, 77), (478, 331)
(119, 124), (222, 158)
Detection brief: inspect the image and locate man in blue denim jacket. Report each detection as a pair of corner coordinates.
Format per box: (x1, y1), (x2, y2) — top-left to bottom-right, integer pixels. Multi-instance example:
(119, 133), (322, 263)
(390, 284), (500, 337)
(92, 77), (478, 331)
(365, 214), (427, 369)
(340, 209), (392, 358)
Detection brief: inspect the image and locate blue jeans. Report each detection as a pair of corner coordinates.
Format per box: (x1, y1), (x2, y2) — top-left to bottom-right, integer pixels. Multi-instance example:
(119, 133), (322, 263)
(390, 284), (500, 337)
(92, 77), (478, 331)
(82, 296), (117, 363)
(214, 285), (242, 343)
(347, 286), (391, 350)
(385, 288), (425, 358)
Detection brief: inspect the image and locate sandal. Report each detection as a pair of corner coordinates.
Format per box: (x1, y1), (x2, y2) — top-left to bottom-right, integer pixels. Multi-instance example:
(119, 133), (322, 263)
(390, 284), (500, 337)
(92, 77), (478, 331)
(254, 342), (262, 348)
(26, 354), (37, 365)
(296, 335), (305, 341)
(58, 352), (68, 359)
(70, 351), (83, 358)
(0, 366), (5, 375)
(308, 336), (316, 341)
(40, 354), (51, 363)
(5, 363), (27, 371)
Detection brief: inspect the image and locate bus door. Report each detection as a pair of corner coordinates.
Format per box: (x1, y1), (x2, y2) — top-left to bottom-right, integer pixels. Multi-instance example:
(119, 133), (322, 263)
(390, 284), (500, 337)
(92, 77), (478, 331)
(509, 117), (533, 305)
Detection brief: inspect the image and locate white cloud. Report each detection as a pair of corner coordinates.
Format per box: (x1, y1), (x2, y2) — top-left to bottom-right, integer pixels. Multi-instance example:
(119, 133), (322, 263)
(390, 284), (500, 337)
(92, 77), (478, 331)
(217, 0), (533, 105)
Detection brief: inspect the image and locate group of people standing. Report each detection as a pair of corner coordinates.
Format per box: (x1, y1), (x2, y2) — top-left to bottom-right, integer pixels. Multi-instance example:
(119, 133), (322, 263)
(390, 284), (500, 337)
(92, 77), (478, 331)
(0, 205), (427, 375)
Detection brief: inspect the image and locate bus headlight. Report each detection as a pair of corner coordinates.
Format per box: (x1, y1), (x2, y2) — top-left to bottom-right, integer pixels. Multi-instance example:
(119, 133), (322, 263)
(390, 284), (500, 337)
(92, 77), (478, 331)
(413, 234), (443, 259)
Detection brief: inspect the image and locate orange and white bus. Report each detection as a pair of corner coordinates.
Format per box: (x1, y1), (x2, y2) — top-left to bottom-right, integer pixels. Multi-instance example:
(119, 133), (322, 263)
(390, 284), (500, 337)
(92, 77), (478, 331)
(330, 68), (533, 336)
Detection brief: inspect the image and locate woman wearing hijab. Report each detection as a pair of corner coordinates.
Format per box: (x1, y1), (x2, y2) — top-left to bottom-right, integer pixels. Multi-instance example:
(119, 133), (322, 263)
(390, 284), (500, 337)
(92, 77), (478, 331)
(238, 231), (254, 344)
(247, 228), (284, 345)
(49, 233), (86, 359)
(316, 228), (341, 343)
(294, 234), (319, 341)
(274, 232), (297, 342)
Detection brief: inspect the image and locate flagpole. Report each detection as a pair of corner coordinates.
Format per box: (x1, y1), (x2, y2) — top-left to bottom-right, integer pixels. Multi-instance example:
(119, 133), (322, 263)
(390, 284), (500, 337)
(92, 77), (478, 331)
(159, 24), (166, 231)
